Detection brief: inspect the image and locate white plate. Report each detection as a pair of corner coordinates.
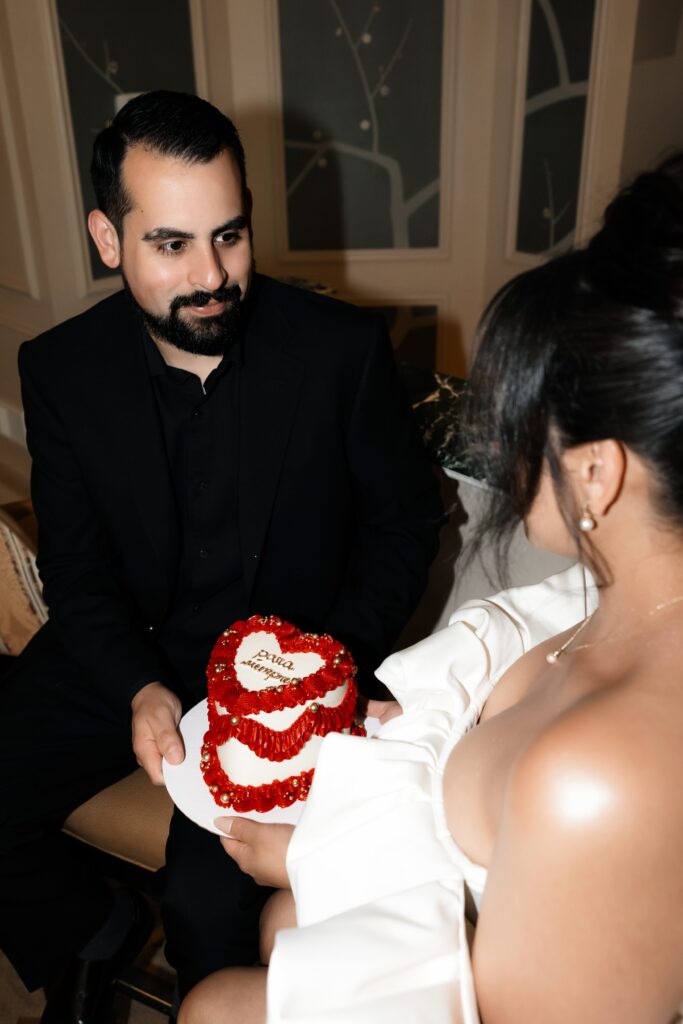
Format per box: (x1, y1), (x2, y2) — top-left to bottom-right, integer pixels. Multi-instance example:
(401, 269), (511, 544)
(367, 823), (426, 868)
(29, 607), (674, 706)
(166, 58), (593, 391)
(162, 698), (380, 834)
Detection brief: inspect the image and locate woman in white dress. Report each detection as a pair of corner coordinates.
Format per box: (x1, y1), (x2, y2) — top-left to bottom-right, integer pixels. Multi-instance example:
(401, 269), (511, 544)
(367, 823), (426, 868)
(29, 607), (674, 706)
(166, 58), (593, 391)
(179, 155), (683, 1024)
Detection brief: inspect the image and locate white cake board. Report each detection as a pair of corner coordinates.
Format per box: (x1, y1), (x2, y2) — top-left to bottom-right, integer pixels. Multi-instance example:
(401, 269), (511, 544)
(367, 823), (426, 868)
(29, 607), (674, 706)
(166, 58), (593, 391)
(163, 698), (380, 835)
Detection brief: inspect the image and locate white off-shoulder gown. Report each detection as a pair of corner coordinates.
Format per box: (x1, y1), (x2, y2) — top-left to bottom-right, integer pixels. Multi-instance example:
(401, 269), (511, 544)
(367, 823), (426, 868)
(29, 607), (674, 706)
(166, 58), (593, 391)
(267, 566), (596, 1023)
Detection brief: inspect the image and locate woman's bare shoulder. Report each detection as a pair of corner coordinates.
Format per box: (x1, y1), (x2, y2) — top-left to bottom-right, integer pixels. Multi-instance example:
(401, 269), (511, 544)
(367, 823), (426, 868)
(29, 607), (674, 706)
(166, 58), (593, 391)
(512, 674), (682, 848)
(473, 682), (683, 1023)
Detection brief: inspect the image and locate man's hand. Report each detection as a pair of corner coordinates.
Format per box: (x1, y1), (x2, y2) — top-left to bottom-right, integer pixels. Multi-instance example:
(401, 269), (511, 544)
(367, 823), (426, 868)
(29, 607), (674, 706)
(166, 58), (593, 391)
(215, 818), (294, 889)
(130, 682), (184, 785)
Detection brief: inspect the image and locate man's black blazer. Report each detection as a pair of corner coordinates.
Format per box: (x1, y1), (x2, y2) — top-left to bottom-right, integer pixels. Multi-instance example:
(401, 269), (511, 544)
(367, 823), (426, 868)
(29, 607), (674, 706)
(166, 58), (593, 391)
(18, 274), (443, 711)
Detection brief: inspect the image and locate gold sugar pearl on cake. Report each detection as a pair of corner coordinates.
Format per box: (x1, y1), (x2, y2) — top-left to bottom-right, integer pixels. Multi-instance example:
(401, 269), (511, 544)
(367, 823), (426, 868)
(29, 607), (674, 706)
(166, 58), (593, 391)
(292, 779), (300, 788)
(230, 715), (240, 725)
(214, 662), (226, 671)
(210, 785), (218, 793)
(276, 685), (284, 693)
(309, 702), (319, 713)
(201, 751), (210, 762)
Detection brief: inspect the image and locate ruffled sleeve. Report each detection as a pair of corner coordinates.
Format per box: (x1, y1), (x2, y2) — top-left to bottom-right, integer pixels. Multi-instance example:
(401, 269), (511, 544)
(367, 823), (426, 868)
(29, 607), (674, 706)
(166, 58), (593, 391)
(267, 565), (596, 1024)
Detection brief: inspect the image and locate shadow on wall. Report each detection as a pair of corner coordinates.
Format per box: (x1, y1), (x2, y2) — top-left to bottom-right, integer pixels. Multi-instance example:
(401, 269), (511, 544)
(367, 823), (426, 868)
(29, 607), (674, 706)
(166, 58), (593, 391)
(397, 471), (466, 648)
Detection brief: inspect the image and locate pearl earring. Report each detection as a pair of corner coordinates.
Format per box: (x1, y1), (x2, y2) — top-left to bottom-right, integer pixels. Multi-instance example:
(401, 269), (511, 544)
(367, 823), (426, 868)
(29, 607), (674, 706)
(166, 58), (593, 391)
(578, 505), (596, 532)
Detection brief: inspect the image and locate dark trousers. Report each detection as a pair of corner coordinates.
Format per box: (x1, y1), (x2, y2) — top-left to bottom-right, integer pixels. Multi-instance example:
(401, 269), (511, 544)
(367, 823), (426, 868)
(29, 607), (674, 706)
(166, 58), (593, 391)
(0, 626), (269, 997)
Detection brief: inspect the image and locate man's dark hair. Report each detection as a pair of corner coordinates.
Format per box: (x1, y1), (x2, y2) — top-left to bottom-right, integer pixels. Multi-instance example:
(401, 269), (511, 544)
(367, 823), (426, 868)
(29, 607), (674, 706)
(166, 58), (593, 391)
(90, 90), (248, 233)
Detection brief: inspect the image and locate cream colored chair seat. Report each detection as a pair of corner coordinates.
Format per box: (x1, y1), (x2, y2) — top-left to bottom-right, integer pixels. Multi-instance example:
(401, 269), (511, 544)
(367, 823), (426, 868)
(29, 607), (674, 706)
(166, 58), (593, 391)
(63, 768), (172, 872)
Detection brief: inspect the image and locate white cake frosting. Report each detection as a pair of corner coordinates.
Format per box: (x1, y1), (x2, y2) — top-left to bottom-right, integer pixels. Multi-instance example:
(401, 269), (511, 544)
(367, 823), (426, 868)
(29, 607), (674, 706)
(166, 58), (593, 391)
(201, 615), (361, 812)
(216, 631), (349, 786)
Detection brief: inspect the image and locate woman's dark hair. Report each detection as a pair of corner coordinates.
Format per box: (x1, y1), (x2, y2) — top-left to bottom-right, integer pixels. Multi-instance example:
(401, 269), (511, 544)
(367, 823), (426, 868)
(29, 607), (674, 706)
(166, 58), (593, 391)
(90, 90), (248, 233)
(462, 153), (683, 584)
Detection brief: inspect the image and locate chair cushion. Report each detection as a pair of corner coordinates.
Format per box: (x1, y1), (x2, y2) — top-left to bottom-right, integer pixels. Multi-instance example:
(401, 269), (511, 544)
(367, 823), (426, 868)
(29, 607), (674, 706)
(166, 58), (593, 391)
(63, 768), (173, 872)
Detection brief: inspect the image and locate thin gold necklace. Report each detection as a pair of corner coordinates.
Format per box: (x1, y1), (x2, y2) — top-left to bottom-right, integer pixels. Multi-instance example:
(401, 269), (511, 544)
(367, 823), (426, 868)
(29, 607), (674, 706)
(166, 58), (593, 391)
(545, 593), (683, 666)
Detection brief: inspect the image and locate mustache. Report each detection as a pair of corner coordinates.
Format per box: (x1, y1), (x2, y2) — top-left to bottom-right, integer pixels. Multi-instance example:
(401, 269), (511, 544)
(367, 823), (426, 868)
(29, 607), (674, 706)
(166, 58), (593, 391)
(171, 283), (242, 311)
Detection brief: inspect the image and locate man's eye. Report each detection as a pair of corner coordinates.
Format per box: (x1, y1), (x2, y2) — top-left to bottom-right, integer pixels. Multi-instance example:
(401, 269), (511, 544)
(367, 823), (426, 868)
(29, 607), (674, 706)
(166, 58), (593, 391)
(159, 240), (186, 255)
(216, 233), (239, 246)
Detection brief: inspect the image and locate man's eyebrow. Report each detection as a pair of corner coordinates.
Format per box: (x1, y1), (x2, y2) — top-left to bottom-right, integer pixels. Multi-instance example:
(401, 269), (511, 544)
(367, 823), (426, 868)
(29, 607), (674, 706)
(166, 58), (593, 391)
(212, 216), (248, 236)
(142, 227), (194, 242)
(142, 216), (248, 243)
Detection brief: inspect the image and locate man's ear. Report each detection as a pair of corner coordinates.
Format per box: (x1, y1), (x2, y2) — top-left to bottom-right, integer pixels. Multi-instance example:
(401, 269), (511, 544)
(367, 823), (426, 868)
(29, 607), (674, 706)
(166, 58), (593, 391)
(565, 440), (626, 519)
(87, 210), (122, 269)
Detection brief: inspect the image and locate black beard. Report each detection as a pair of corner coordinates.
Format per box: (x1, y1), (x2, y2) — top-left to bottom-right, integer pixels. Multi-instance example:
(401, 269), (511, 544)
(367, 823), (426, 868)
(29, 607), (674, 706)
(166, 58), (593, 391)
(124, 277), (245, 356)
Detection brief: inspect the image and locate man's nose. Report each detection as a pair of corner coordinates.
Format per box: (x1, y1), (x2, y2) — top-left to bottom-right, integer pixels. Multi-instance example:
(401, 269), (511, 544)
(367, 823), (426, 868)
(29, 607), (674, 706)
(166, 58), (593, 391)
(189, 246), (227, 293)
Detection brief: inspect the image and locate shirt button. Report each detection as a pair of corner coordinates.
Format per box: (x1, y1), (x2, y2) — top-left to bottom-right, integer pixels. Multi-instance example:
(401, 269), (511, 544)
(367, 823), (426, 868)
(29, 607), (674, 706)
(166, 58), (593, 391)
(198, 480), (209, 492)
(193, 409), (203, 419)
(199, 548), (209, 559)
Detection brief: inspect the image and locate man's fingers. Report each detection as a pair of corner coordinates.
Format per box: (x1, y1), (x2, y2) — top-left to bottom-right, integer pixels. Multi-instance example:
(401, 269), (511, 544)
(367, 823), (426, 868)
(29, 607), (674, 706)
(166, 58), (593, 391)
(135, 739), (165, 785)
(155, 724), (185, 765)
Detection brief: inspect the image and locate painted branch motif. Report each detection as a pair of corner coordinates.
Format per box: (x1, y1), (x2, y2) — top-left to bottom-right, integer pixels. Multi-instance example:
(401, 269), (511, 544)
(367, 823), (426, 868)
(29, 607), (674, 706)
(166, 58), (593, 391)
(518, 0), (595, 255)
(281, 0), (443, 250)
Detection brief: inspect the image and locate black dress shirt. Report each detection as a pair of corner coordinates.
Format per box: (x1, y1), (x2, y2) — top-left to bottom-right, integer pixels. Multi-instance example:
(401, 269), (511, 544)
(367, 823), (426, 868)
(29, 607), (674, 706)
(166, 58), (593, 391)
(143, 334), (246, 698)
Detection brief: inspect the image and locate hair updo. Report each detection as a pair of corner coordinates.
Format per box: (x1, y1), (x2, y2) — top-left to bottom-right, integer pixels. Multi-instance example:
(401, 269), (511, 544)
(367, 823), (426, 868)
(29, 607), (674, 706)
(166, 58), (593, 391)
(462, 153), (683, 583)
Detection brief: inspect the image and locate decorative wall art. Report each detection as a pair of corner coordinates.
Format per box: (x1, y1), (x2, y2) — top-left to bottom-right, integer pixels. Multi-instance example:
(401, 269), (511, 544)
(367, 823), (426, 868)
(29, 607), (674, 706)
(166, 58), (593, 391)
(56, 0), (196, 279)
(278, 0), (445, 251)
(515, 0), (597, 255)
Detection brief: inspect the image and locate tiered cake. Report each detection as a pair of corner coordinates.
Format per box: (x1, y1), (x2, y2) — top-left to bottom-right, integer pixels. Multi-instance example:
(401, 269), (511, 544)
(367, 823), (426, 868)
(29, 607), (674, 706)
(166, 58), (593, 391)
(200, 615), (365, 813)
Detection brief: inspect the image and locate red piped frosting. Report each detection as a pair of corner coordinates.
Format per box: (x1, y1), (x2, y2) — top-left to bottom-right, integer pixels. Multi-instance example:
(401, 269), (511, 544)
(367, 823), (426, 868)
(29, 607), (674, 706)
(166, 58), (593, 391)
(201, 615), (365, 813)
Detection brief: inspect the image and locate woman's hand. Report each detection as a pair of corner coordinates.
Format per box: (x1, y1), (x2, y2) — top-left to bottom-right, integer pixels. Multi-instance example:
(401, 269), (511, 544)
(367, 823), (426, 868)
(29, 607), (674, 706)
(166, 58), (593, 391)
(215, 818), (294, 889)
(365, 698), (403, 725)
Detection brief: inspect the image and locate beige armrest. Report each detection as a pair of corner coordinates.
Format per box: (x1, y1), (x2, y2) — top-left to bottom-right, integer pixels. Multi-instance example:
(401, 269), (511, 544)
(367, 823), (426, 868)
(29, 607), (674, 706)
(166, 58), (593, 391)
(63, 768), (173, 872)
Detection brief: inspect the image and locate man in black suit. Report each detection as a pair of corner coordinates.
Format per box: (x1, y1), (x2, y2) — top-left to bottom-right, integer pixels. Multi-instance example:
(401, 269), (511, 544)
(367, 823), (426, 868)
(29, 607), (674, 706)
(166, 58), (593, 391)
(0, 91), (443, 1021)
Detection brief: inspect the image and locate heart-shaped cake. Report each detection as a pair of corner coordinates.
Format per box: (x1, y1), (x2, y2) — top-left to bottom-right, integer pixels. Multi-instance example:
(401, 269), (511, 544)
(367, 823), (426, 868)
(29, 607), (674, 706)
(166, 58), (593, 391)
(201, 615), (366, 812)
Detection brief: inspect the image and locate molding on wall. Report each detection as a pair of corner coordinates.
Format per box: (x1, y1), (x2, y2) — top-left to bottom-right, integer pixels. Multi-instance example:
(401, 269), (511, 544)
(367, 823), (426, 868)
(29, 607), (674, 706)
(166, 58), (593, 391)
(0, 312), (39, 337)
(45, 0), (101, 301)
(576, 0), (639, 241)
(504, 0), (533, 266)
(0, 4), (42, 300)
(189, 0), (210, 98)
(0, 400), (26, 448)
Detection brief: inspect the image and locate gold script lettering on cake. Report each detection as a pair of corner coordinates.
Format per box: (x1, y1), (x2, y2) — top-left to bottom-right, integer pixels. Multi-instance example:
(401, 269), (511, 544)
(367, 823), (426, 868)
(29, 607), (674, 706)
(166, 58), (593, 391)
(238, 648), (300, 685)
